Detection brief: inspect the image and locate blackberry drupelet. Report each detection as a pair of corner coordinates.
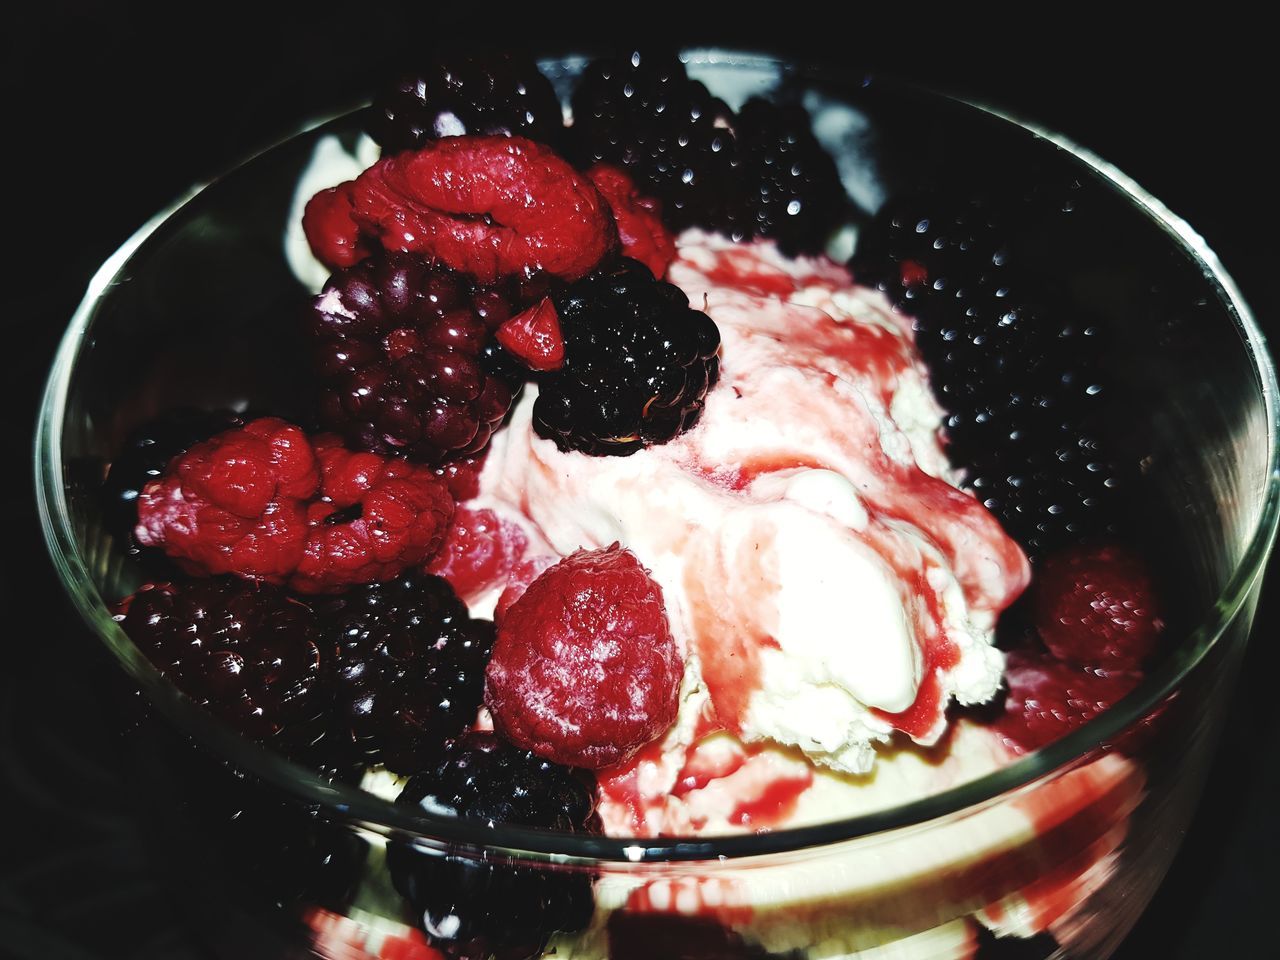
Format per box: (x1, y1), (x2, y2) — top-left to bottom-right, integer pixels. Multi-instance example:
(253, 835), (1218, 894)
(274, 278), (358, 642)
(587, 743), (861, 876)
(388, 732), (599, 960)
(101, 408), (247, 549)
(307, 253), (524, 464)
(734, 97), (848, 256)
(850, 193), (1123, 558)
(533, 258), (721, 456)
(369, 53), (564, 154)
(570, 49), (743, 234)
(316, 572), (494, 773)
(115, 578), (329, 745)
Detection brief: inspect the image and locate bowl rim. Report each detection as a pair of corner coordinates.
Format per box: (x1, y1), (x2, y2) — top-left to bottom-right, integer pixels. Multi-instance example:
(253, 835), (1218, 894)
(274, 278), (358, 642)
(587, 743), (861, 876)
(34, 50), (1280, 865)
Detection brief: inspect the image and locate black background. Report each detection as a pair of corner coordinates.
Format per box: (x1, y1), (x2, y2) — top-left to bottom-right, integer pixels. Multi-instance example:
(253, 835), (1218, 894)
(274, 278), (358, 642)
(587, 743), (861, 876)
(5, 5), (1277, 958)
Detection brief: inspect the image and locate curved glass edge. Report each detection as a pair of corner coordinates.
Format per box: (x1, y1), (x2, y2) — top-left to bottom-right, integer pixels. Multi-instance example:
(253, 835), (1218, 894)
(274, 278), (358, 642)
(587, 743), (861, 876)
(33, 56), (1280, 865)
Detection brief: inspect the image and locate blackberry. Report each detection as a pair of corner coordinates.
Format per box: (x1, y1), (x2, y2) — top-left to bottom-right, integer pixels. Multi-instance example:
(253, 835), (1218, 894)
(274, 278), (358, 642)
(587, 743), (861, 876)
(101, 407), (246, 549)
(533, 258), (720, 456)
(308, 254), (528, 464)
(850, 193), (1124, 557)
(734, 97), (848, 255)
(115, 578), (329, 746)
(387, 732), (599, 960)
(316, 572), (493, 773)
(570, 49), (743, 234)
(369, 53), (564, 154)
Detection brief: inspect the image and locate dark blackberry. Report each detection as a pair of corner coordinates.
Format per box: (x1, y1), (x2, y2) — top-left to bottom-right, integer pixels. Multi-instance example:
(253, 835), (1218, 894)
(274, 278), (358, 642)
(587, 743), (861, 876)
(115, 578), (329, 746)
(570, 49), (743, 234)
(316, 572), (494, 774)
(369, 53), (564, 154)
(533, 258), (720, 456)
(308, 253), (525, 464)
(850, 193), (1124, 558)
(387, 732), (599, 960)
(734, 97), (848, 256)
(101, 407), (246, 549)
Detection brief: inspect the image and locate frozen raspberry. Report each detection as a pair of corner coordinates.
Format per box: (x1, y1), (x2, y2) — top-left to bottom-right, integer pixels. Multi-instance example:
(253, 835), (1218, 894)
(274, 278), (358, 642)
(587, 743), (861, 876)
(426, 506), (530, 602)
(388, 732), (598, 959)
(433, 453), (487, 501)
(484, 545), (682, 769)
(305, 136), (616, 283)
(315, 572), (493, 773)
(495, 297), (564, 372)
(533, 258), (721, 456)
(134, 417), (319, 582)
(996, 650), (1142, 754)
(494, 556), (555, 625)
(115, 579), (327, 744)
(135, 418), (453, 593)
(302, 182), (372, 271)
(586, 164), (677, 278)
(1032, 543), (1164, 670)
(369, 54), (564, 154)
(293, 436), (454, 594)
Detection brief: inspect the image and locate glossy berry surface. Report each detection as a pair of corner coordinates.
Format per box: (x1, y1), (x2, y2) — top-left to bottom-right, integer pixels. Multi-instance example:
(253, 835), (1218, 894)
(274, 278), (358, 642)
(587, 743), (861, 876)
(533, 258), (721, 456)
(996, 650), (1141, 754)
(485, 545), (682, 769)
(308, 254), (519, 464)
(570, 49), (740, 234)
(585, 163), (677, 278)
(115, 579), (327, 743)
(733, 97), (847, 255)
(388, 732), (598, 960)
(369, 53), (564, 155)
(316, 572), (493, 773)
(850, 192), (1121, 559)
(1032, 543), (1164, 670)
(101, 408), (247, 549)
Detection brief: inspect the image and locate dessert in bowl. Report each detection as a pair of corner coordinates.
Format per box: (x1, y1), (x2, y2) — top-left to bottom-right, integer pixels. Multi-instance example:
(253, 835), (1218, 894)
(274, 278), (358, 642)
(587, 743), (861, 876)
(36, 49), (1277, 960)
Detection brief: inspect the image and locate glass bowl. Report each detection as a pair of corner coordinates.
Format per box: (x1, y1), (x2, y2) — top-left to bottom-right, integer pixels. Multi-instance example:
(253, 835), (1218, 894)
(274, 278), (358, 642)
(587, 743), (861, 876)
(35, 51), (1278, 960)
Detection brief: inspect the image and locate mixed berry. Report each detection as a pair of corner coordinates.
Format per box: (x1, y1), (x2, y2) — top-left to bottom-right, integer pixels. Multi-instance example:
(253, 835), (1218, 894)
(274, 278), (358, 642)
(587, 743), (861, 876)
(102, 49), (1172, 957)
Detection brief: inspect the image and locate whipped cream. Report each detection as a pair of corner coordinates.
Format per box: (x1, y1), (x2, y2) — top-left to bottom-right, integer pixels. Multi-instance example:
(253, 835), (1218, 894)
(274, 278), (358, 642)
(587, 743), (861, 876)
(476, 232), (1029, 781)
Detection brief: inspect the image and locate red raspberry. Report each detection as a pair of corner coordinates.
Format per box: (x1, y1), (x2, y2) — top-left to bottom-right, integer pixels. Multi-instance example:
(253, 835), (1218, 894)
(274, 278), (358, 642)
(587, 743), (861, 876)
(494, 555), (556, 624)
(134, 418), (318, 581)
(306, 136), (617, 283)
(996, 650), (1142, 754)
(425, 506), (529, 602)
(484, 545), (682, 768)
(432, 453), (487, 501)
(1032, 543), (1164, 670)
(495, 297), (565, 372)
(587, 164), (677, 278)
(135, 418), (453, 593)
(293, 436), (454, 594)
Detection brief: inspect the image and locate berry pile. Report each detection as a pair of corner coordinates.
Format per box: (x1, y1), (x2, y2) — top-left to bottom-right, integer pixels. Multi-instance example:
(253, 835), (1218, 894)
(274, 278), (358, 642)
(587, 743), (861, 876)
(532, 259), (721, 456)
(388, 733), (599, 960)
(850, 192), (1122, 558)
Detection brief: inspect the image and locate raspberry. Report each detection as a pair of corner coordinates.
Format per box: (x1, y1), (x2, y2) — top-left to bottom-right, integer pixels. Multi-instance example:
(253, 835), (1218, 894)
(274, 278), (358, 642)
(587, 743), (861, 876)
(369, 54), (564, 154)
(484, 545), (682, 769)
(135, 418), (453, 593)
(426, 506), (529, 603)
(996, 650), (1141, 754)
(850, 190), (1124, 558)
(494, 297), (564, 372)
(585, 164), (677, 278)
(101, 407), (247, 552)
(294, 436), (455, 594)
(1032, 543), (1164, 670)
(307, 254), (518, 464)
(315, 572), (493, 773)
(433, 454), (487, 501)
(305, 136), (616, 283)
(387, 733), (598, 959)
(533, 258), (721, 456)
(115, 579), (327, 744)
(494, 556), (555, 624)
(134, 417), (318, 582)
